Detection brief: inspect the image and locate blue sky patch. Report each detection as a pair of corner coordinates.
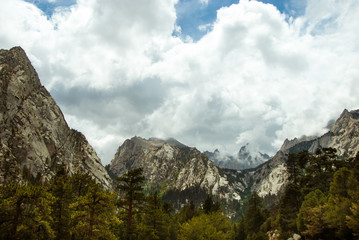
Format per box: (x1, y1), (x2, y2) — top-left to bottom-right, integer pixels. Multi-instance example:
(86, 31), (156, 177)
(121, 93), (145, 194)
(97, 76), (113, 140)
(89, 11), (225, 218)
(174, 0), (238, 41)
(24, 0), (77, 17)
(174, 0), (307, 41)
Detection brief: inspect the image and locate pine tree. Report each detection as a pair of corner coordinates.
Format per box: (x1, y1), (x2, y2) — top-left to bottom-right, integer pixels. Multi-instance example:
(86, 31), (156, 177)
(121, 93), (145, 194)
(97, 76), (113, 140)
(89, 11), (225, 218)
(287, 153), (302, 185)
(138, 192), (170, 240)
(0, 183), (54, 240)
(278, 184), (301, 238)
(346, 161), (359, 237)
(346, 203), (359, 237)
(176, 201), (198, 223)
(70, 172), (95, 198)
(245, 192), (265, 234)
(324, 167), (355, 239)
(49, 166), (72, 240)
(297, 189), (328, 239)
(117, 168), (146, 240)
(202, 195), (221, 214)
(70, 183), (117, 240)
(304, 148), (338, 193)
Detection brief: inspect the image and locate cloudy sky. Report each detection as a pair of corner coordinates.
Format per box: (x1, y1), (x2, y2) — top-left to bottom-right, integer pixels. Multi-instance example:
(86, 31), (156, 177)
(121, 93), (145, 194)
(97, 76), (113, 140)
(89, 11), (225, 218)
(1, 0), (359, 165)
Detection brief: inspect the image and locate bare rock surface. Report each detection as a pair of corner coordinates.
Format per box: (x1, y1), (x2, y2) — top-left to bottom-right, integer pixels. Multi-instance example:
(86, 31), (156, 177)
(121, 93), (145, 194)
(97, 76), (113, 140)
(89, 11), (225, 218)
(0, 47), (111, 188)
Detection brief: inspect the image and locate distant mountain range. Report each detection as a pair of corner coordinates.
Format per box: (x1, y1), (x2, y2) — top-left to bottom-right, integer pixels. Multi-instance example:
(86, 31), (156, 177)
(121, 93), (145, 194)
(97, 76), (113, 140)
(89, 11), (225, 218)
(1, 46), (359, 218)
(204, 144), (270, 170)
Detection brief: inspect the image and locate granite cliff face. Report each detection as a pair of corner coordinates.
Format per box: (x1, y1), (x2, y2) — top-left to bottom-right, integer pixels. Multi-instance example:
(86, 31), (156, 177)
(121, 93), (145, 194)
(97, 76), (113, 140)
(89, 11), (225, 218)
(109, 137), (243, 215)
(0, 47), (111, 188)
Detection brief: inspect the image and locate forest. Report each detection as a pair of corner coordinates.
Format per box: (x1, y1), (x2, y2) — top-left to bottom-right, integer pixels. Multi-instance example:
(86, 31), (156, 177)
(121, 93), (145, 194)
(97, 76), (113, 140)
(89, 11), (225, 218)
(0, 148), (359, 240)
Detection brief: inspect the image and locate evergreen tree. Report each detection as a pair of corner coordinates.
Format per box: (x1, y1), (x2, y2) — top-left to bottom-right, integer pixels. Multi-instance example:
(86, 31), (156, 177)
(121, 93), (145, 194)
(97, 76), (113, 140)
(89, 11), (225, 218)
(176, 201), (198, 223)
(138, 192), (170, 240)
(324, 167), (355, 239)
(49, 166), (72, 240)
(70, 183), (117, 240)
(286, 153), (302, 185)
(346, 160), (359, 236)
(303, 148), (338, 193)
(346, 203), (359, 237)
(70, 172), (94, 198)
(178, 212), (233, 240)
(234, 219), (246, 240)
(117, 168), (146, 240)
(0, 183), (54, 240)
(278, 184), (301, 238)
(201, 195), (221, 214)
(245, 192), (266, 234)
(297, 189), (328, 239)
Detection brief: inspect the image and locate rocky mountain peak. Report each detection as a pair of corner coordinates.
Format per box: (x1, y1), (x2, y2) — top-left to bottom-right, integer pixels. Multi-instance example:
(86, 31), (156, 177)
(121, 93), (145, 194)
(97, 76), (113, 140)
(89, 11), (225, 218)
(206, 144), (270, 170)
(0, 47), (111, 188)
(109, 137), (243, 214)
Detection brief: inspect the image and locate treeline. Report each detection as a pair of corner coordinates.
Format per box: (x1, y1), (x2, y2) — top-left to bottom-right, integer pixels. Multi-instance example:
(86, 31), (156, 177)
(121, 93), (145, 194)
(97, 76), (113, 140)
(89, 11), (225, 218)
(1, 148), (359, 240)
(234, 148), (359, 240)
(0, 167), (233, 240)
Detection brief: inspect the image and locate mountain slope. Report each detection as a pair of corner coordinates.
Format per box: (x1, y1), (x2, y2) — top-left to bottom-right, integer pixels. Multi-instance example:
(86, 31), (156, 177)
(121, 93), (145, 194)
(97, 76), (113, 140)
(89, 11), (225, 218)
(250, 109), (359, 200)
(0, 47), (111, 188)
(109, 136), (243, 215)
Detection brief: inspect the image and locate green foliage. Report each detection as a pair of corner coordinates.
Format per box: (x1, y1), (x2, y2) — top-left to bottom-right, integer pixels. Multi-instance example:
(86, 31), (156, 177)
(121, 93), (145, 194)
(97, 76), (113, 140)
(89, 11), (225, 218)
(323, 167), (357, 239)
(201, 195), (221, 214)
(0, 183), (54, 240)
(302, 148), (339, 193)
(138, 192), (171, 240)
(346, 203), (359, 237)
(176, 201), (198, 224)
(234, 219), (246, 240)
(49, 166), (72, 240)
(116, 168), (146, 240)
(70, 183), (118, 240)
(278, 184), (301, 238)
(178, 212), (233, 240)
(276, 149), (359, 239)
(70, 172), (94, 198)
(246, 231), (267, 240)
(296, 189), (328, 239)
(245, 192), (266, 234)
(2, 148), (359, 240)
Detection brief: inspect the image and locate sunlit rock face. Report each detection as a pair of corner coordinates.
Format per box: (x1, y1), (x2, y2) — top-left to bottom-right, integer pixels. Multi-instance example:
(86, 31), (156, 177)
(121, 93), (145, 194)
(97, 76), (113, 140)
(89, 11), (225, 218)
(0, 47), (112, 188)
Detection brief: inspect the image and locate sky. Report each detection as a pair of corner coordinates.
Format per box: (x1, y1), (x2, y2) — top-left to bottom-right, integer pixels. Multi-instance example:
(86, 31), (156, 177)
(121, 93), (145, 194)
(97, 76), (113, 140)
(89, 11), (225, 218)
(1, 0), (359, 165)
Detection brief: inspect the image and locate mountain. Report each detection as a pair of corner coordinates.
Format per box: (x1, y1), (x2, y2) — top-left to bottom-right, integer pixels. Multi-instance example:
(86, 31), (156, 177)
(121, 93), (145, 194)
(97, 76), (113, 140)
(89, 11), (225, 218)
(204, 144), (270, 170)
(108, 136), (244, 216)
(0, 47), (111, 188)
(248, 109), (359, 202)
(108, 109), (359, 212)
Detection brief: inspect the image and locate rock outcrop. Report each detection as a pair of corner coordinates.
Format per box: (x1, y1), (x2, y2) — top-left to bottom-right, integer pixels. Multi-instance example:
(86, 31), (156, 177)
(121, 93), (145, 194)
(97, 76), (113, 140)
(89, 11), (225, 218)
(0, 47), (111, 188)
